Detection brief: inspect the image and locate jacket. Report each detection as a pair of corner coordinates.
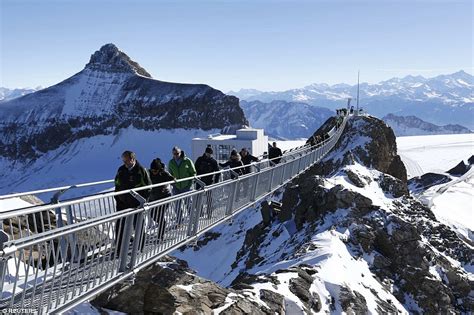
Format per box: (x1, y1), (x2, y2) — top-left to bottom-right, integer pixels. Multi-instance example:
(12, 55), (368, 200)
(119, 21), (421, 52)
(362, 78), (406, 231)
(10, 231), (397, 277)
(219, 156), (244, 179)
(268, 147), (283, 164)
(241, 154), (259, 174)
(168, 155), (196, 190)
(149, 170), (174, 201)
(114, 161), (152, 211)
(195, 154), (220, 186)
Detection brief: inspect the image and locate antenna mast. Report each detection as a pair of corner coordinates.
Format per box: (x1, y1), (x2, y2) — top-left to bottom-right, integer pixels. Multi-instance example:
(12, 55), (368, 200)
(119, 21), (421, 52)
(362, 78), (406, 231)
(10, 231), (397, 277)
(357, 70), (360, 112)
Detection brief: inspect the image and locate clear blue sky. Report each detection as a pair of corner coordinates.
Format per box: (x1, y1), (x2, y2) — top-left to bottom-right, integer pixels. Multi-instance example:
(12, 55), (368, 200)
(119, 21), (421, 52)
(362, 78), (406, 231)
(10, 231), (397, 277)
(1, 0), (472, 92)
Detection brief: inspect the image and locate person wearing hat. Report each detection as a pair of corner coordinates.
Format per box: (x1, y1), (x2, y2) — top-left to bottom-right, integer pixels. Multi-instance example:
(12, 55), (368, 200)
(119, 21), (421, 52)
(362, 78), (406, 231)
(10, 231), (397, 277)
(219, 149), (244, 179)
(195, 146), (220, 186)
(149, 158), (174, 201)
(148, 157), (174, 241)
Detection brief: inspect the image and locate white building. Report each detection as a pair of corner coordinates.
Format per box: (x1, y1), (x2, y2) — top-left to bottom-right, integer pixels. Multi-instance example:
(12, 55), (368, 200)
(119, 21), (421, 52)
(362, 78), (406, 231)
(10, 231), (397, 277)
(192, 128), (269, 162)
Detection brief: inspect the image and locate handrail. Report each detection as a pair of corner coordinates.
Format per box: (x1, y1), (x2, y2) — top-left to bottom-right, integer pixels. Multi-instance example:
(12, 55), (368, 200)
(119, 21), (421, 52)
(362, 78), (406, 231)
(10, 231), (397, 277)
(0, 142), (318, 215)
(0, 142), (313, 202)
(0, 143), (317, 219)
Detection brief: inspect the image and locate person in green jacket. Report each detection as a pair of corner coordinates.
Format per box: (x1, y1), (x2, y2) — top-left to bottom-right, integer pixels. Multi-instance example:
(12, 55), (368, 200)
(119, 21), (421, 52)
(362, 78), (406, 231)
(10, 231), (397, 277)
(168, 146), (196, 194)
(168, 146), (197, 226)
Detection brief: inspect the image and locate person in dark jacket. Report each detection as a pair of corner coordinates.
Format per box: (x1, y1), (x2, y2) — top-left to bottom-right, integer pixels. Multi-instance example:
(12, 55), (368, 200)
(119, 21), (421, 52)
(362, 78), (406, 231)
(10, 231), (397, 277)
(240, 148), (259, 174)
(148, 158), (174, 241)
(219, 150), (244, 179)
(268, 142), (283, 164)
(195, 147), (220, 218)
(114, 150), (152, 256)
(195, 147), (220, 186)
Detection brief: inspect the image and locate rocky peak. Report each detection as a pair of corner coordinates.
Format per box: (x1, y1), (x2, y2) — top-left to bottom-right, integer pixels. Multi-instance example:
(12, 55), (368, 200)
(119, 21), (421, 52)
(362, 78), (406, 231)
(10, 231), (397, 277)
(308, 115), (408, 183)
(85, 43), (152, 77)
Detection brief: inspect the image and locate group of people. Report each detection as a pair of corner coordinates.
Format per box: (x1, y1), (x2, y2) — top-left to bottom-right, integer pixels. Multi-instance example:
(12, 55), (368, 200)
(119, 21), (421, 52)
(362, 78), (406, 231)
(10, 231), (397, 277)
(113, 144), (268, 253)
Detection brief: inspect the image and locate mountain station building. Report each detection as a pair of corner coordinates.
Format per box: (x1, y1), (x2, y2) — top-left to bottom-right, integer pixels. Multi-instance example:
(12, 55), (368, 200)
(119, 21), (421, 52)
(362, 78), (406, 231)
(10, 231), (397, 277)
(192, 128), (269, 162)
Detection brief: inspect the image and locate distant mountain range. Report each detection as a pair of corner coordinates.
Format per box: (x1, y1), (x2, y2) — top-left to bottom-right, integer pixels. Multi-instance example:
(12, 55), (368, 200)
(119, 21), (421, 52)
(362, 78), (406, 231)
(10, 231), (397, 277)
(383, 113), (471, 137)
(229, 71), (474, 129)
(240, 100), (333, 139)
(0, 87), (42, 102)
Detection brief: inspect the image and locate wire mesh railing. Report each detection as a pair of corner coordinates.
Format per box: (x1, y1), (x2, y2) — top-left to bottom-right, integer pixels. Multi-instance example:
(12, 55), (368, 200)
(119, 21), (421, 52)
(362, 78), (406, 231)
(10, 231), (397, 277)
(0, 114), (348, 314)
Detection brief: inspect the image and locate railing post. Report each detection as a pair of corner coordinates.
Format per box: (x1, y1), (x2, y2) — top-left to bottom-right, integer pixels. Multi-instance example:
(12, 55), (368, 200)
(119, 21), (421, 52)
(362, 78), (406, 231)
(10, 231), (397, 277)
(118, 214), (134, 272)
(0, 230), (9, 297)
(268, 168), (274, 193)
(129, 207), (146, 268)
(119, 189), (147, 272)
(188, 191), (204, 237)
(250, 173), (260, 201)
(226, 180), (239, 216)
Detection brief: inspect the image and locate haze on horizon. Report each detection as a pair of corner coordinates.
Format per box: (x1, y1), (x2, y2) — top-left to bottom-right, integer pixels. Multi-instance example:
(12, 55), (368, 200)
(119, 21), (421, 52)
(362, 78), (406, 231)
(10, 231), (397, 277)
(1, 0), (472, 92)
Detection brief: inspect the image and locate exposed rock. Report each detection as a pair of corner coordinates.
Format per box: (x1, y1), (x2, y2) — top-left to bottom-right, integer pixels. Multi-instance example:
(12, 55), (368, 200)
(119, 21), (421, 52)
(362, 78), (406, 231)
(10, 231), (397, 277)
(93, 256), (283, 314)
(307, 115), (408, 184)
(468, 155), (474, 165)
(377, 173), (409, 197)
(339, 287), (369, 314)
(288, 267), (322, 313)
(260, 289), (286, 315)
(345, 169), (365, 188)
(447, 161), (470, 176)
(408, 172), (451, 194)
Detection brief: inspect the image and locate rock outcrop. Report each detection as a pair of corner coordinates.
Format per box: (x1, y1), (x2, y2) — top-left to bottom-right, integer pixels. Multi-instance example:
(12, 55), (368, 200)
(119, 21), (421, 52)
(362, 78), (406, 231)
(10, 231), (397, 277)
(307, 115), (408, 183)
(93, 256), (285, 314)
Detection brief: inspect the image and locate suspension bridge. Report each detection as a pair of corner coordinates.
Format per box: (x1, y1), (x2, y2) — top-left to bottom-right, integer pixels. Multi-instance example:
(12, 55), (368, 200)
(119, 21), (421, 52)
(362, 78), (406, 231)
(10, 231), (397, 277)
(0, 114), (348, 314)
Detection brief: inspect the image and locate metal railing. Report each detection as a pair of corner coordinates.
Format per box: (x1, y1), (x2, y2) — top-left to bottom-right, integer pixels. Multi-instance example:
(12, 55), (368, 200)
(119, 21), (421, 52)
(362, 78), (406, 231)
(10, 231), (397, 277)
(0, 115), (348, 314)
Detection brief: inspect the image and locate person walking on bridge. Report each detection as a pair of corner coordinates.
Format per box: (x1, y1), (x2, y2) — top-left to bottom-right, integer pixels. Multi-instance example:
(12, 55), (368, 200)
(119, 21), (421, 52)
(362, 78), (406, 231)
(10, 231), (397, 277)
(148, 158), (174, 241)
(195, 146), (220, 217)
(268, 142), (283, 164)
(195, 146), (220, 186)
(114, 150), (152, 256)
(168, 146), (196, 225)
(240, 148), (259, 174)
(219, 150), (244, 179)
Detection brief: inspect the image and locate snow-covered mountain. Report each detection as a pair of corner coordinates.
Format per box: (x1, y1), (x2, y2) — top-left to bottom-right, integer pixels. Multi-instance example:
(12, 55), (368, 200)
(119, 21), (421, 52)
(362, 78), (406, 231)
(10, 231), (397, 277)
(91, 115), (472, 314)
(383, 113), (471, 136)
(229, 71), (474, 129)
(240, 100), (333, 139)
(0, 43), (247, 195)
(0, 86), (42, 102)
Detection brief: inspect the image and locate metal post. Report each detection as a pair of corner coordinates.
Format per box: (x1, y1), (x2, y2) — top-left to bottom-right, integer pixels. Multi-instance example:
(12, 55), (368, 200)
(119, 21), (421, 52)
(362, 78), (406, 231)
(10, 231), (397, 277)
(250, 173), (260, 201)
(129, 208), (146, 267)
(118, 215), (134, 272)
(225, 181), (239, 216)
(0, 230), (9, 296)
(188, 191), (204, 237)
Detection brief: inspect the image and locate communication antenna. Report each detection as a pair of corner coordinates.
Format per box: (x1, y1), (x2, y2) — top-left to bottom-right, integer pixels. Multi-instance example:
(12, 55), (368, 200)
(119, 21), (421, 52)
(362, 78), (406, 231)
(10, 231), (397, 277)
(357, 70), (360, 111)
